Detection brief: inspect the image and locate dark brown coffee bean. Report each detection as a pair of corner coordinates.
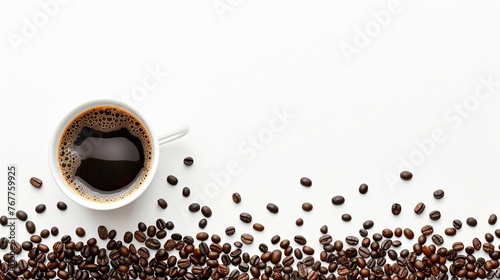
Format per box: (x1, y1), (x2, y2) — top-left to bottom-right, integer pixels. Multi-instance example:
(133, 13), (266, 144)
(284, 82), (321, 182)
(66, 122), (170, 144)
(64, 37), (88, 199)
(445, 227), (457, 236)
(145, 238), (161, 249)
(146, 225), (156, 237)
(431, 234), (444, 245)
(16, 210), (28, 221)
(400, 171), (413, 180)
(266, 203), (279, 214)
(57, 201), (67, 211)
(453, 219), (462, 229)
(429, 210), (441, 221)
(394, 227), (402, 237)
(432, 189), (444, 199)
(0, 215), (7, 226)
(198, 218), (207, 229)
(294, 235), (307, 245)
(294, 218), (303, 226)
(391, 203), (402, 215)
(485, 232), (494, 242)
(413, 202), (425, 215)
(331, 195), (345, 205)
(363, 220), (374, 229)
(320, 225), (328, 234)
(96, 225), (108, 240)
(421, 225), (434, 235)
(302, 246), (314, 255)
(25, 220), (36, 234)
(182, 187), (190, 197)
(467, 217), (478, 227)
(253, 223), (264, 232)
(35, 204), (46, 214)
(359, 228), (368, 237)
(28, 177), (43, 188)
(75, 227), (85, 237)
(225, 226), (235, 236)
(473, 237), (482, 250)
(40, 229), (50, 238)
(134, 230), (146, 242)
(239, 212), (252, 223)
(241, 233), (254, 244)
(122, 231), (132, 243)
(157, 198), (168, 209)
(319, 235), (332, 245)
(51, 226), (59, 236)
(359, 183), (368, 194)
(188, 203), (200, 212)
(166, 175), (178, 185)
(271, 235), (280, 244)
(232, 192), (241, 203)
(300, 177), (312, 187)
(196, 232), (209, 241)
(183, 157), (194, 166)
(404, 228), (414, 239)
(488, 214), (498, 225)
(345, 236), (359, 245)
(302, 202), (313, 212)
(201, 206), (212, 217)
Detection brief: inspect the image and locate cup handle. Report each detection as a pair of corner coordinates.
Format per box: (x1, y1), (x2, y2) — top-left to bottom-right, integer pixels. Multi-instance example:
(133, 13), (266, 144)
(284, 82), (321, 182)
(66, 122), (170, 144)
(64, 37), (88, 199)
(158, 124), (190, 145)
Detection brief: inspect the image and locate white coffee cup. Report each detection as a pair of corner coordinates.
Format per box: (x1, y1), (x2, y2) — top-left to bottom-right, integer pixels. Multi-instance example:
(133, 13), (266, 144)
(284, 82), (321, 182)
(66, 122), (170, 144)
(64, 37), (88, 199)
(48, 99), (189, 210)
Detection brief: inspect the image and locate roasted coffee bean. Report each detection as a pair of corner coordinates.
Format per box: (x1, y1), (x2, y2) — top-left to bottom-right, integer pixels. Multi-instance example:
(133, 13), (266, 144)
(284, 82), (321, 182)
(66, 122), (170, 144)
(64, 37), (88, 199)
(302, 202), (313, 212)
(25, 221), (36, 234)
(188, 203), (200, 212)
(57, 201), (67, 211)
(10, 241), (21, 254)
(30, 177), (43, 188)
(75, 227), (85, 237)
(266, 203), (279, 214)
(0, 215), (7, 226)
(295, 218), (304, 226)
(404, 228), (415, 239)
(359, 228), (368, 237)
(294, 235), (307, 245)
(253, 223), (265, 232)
(201, 206), (212, 217)
(166, 221), (175, 230)
(239, 212), (252, 223)
(123, 231), (133, 243)
(400, 171), (413, 180)
(225, 226), (236, 236)
(467, 217), (478, 227)
(488, 214), (498, 225)
(331, 195), (345, 205)
(453, 219), (462, 229)
(363, 220), (374, 229)
(303, 246), (315, 255)
(16, 210), (28, 221)
(391, 203), (402, 215)
(431, 234), (444, 245)
(40, 229), (50, 238)
(96, 225), (108, 240)
(300, 177), (312, 187)
(320, 225), (328, 234)
(146, 225), (156, 237)
(182, 187), (191, 197)
(232, 193), (241, 203)
(359, 183), (368, 194)
(484, 243), (495, 253)
(34, 204), (46, 214)
(421, 225), (434, 235)
(271, 235), (281, 244)
(445, 227), (457, 236)
(157, 198), (168, 209)
(166, 175), (178, 185)
(394, 227), (402, 237)
(241, 233), (254, 245)
(433, 189), (444, 199)
(341, 213), (352, 222)
(183, 157), (194, 166)
(51, 226), (59, 236)
(473, 237), (482, 250)
(345, 236), (359, 246)
(134, 231), (146, 242)
(413, 202), (425, 215)
(429, 210), (441, 221)
(198, 218), (208, 229)
(145, 238), (161, 249)
(485, 233), (494, 243)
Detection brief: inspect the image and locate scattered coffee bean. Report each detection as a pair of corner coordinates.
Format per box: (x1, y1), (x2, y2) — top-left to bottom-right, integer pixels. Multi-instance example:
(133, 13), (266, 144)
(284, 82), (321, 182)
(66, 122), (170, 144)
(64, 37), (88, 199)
(188, 203), (200, 212)
(75, 227), (85, 237)
(97, 225), (108, 240)
(239, 212), (252, 223)
(444, 227), (457, 236)
(40, 229), (49, 238)
(331, 195), (345, 206)
(241, 233), (254, 244)
(400, 171), (413, 180)
(25, 220), (36, 234)
(362, 220), (374, 229)
(300, 177), (312, 187)
(391, 203), (402, 215)
(295, 218), (304, 226)
(320, 225), (328, 234)
(266, 203), (279, 214)
(123, 231), (133, 243)
(404, 228), (414, 239)
(166, 175), (178, 185)
(345, 236), (359, 246)
(431, 234), (444, 245)
(341, 213), (352, 222)
(485, 232), (494, 242)
(453, 219), (462, 229)
(50, 226), (59, 236)
(16, 210), (28, 221)
(488, 214), (497, 225)
(414, 202), (425, 215)
(34, 204), (46, 214)
(183, 156), (194, 166)
(421, 225), (434, 235)
(196, 232), (209, 241)
(182, 187), (190, 197)
(232, 192), (241, 203)
(271, 235), (281, 244)
(166, 221), (174, 230)
(359, 228), (368, 237)
(29, 177), (43, 188)
(467, 217), (478, 227)
(225, 226), (236, 236)
(57, 201), (67, 211)
(495, 229), (500, 239)
(294, 235), (307, 245)
(302, 202), (313, 212)
(201, 205), (212, 217)
(429, 210), (441, 221)
(253, 223), (265, 231)
(359, 183), (368, 194)
(433, 189), (444, 199)
(157, 198), (168, 209)
(199, 218), (207, 229)
(0, 215), (7, 226)
(394, 227), (402, 237)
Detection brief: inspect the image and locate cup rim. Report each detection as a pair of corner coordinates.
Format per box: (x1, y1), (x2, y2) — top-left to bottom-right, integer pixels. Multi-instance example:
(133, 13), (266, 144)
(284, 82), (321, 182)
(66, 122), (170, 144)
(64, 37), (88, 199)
(48, 99), (160, 211)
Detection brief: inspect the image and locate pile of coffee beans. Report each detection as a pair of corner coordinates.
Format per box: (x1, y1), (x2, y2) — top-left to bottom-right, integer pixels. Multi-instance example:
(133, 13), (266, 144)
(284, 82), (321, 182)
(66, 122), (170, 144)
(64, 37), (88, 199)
(2, 167), (500, 280)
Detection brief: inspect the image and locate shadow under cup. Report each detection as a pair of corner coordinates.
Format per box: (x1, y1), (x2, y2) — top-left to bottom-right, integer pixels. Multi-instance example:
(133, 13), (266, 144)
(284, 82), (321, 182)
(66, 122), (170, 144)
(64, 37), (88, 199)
(49, 100), (161, 211)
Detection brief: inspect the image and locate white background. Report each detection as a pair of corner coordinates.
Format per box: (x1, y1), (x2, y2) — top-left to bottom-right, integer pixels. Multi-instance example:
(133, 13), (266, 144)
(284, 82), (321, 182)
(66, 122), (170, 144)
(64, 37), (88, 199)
(1, 0), (500, 264)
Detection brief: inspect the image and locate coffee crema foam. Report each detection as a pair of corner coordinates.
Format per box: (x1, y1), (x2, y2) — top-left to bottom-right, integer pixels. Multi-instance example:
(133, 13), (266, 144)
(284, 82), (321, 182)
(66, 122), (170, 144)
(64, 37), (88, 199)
(57, 106), (153, 203)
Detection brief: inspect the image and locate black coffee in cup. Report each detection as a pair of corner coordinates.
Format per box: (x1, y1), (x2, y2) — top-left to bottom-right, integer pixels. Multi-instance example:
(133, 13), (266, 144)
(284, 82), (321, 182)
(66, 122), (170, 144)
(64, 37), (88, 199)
(57, 105), (153, 203)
